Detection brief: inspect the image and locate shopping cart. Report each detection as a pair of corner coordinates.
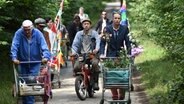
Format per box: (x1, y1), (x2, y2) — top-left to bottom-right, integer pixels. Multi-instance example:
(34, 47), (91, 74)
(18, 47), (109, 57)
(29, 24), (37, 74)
(100, 57), (132, 104)
(12, 61), (51, 104)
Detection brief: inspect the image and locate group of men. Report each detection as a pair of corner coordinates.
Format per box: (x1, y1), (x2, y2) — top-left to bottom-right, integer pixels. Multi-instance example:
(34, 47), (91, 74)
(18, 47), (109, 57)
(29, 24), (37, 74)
(10, 9), (131, 104)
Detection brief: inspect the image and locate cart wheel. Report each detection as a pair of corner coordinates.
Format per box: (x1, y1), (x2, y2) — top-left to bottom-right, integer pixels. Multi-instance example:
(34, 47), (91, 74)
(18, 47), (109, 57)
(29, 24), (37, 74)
(100, 99), (104, 104)
(131, 84), (134, 91)
(127, 99), (131, 104)
(58, 81), (61, 88)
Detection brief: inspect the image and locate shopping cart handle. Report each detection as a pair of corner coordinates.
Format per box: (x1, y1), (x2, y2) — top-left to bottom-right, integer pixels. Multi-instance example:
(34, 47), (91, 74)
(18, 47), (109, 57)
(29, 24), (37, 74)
(19, 61), (42, 64)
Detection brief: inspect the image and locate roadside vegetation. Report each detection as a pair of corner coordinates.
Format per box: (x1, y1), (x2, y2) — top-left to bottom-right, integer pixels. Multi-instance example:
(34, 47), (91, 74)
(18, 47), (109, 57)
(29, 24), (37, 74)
(128, 0), (184, 103)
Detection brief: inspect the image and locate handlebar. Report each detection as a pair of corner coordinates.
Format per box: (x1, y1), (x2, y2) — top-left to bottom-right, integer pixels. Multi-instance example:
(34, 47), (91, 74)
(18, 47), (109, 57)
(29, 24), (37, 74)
(19, 61), (42, 64)
(70, 53), (95, 61)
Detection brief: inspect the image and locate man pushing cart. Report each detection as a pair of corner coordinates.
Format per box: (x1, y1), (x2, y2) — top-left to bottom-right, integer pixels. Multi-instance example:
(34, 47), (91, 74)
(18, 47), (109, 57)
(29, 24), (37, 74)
(10, 20), (51, 104)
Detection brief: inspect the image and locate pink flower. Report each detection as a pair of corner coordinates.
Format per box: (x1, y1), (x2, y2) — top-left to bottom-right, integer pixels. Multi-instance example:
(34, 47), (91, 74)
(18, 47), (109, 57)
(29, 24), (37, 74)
(131, 46), (143, 57)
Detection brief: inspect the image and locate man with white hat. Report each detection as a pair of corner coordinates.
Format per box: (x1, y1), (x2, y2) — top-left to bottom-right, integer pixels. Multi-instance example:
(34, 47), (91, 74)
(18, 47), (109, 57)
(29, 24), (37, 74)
(72, 18), (101, 90)
(10, 19), (51, 104)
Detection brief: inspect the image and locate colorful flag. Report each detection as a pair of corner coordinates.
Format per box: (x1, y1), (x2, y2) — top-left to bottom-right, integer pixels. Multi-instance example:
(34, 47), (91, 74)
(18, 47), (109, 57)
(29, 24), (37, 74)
(120, 0), (128, 26)
(50, 0), (65, 69)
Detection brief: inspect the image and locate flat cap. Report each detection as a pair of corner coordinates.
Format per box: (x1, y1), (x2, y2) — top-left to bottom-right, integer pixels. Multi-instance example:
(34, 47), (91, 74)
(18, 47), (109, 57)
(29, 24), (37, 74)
(34, 18), (46, 26)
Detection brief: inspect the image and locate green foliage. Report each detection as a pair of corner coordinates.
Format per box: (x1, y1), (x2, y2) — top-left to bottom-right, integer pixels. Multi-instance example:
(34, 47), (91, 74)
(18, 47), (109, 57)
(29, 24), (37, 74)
(103, 49), (129, 68)
(128, 0), (184, 103)
(166, 68), (184, 104)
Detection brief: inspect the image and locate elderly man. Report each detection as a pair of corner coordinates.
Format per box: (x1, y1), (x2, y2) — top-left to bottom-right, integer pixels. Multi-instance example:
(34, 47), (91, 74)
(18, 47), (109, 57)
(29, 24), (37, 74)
(72, 18), (101, 90)
(10, 20), (51, 104)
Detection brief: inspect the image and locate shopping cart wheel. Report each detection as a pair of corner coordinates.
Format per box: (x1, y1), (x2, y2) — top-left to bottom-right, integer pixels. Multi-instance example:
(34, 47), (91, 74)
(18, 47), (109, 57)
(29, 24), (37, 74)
(131, 84), (134, 91)
(127, 99), (131, 104)
(100, 99), (104, 104)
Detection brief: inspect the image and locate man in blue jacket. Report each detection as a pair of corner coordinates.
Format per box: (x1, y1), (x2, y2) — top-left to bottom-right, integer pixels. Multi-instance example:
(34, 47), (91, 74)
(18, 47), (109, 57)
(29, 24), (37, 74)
(11, 20), (51, 104)
(72, 18), (101, 90)
(101, 12), (131, 103)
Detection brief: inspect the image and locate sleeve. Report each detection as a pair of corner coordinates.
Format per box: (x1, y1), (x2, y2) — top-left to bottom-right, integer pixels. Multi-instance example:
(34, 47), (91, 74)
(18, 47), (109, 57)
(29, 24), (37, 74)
(99, 26), (110, 55)
(10, 31), (20, 61)
(43, 31), (51, 51)
(71, 32), (81, 54)
(124, 26), (131, 55)
(95, 20), (100, 31)
(94, 31), (101, 51)
(39, 31), (51, 60)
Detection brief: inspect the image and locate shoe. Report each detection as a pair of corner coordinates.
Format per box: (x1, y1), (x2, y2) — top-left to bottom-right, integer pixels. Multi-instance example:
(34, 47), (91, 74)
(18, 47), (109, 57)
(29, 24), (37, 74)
(93, 83), (99, 90)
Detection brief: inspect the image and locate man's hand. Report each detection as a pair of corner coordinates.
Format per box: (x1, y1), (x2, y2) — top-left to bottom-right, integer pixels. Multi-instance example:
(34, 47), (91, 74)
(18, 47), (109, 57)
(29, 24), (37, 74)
(42, 58), (48, 64)
(93, 49), (98, 54)
(13, 59), (20, 64)
(100, 54), (106, 58)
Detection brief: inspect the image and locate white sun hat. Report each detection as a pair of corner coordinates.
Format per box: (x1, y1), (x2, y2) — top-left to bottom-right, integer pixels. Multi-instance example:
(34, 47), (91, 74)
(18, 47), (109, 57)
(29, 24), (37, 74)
(22, 20), (33, 27)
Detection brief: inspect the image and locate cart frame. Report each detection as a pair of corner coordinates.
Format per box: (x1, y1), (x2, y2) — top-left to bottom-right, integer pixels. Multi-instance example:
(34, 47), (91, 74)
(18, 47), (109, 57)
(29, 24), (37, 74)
(100, 57), (132, 104)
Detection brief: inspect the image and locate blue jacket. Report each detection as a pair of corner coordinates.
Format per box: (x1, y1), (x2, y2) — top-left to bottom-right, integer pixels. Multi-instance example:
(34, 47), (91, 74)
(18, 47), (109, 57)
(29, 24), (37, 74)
(102, 24), (131, 57)
(11, 28), (51, 61)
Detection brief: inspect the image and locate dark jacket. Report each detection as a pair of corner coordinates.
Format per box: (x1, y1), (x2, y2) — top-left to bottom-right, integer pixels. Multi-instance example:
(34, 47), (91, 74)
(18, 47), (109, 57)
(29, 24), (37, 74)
(101, 24), (131, 57)
(95, 18), (112, 34)
(67, 21), (83, 46)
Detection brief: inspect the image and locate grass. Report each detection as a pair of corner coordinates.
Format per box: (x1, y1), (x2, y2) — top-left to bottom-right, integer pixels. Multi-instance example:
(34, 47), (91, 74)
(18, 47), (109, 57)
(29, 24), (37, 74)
(134, 33), (180, 104)
(0, 45), (16, 104)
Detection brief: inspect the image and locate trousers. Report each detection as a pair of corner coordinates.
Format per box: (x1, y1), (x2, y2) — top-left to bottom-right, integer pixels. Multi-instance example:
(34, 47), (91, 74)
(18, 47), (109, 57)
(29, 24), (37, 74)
(19, 63), (41, 104)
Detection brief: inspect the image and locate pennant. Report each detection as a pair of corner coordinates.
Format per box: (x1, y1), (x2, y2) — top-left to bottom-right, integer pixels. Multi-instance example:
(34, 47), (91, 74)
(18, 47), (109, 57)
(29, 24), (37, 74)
(120, 0), (128, 26)
(51, 23), (57, 34)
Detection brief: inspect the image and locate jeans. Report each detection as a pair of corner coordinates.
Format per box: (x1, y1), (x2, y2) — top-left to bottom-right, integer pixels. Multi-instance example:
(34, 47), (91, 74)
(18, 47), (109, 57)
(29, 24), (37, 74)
(19, 63), (41, 104)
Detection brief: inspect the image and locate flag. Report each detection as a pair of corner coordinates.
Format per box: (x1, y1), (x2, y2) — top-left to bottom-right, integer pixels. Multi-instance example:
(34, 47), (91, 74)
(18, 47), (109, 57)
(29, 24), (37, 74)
(55, 0), (65, 67)
(120, 0), (128, 26)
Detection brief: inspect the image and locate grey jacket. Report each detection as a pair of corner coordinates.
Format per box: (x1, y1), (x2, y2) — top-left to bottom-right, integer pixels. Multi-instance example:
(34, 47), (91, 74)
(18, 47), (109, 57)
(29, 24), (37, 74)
(72, 30), (100, 54)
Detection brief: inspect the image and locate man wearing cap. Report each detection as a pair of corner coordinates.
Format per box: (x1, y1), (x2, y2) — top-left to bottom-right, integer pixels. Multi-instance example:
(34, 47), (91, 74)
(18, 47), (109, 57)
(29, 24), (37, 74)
(10, 20), (51, 104)
(72, 18), (101, 90)
(34, 18), (51, 51)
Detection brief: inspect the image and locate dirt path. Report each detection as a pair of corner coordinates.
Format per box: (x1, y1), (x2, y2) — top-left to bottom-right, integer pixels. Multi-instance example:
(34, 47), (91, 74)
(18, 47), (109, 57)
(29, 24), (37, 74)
(36, 61), (149, 104)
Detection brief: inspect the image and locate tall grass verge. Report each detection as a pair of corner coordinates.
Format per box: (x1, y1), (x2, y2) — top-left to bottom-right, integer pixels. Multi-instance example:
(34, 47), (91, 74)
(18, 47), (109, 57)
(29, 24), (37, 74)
(133, 34), (180, 104)
(0, 45), (15, 104)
